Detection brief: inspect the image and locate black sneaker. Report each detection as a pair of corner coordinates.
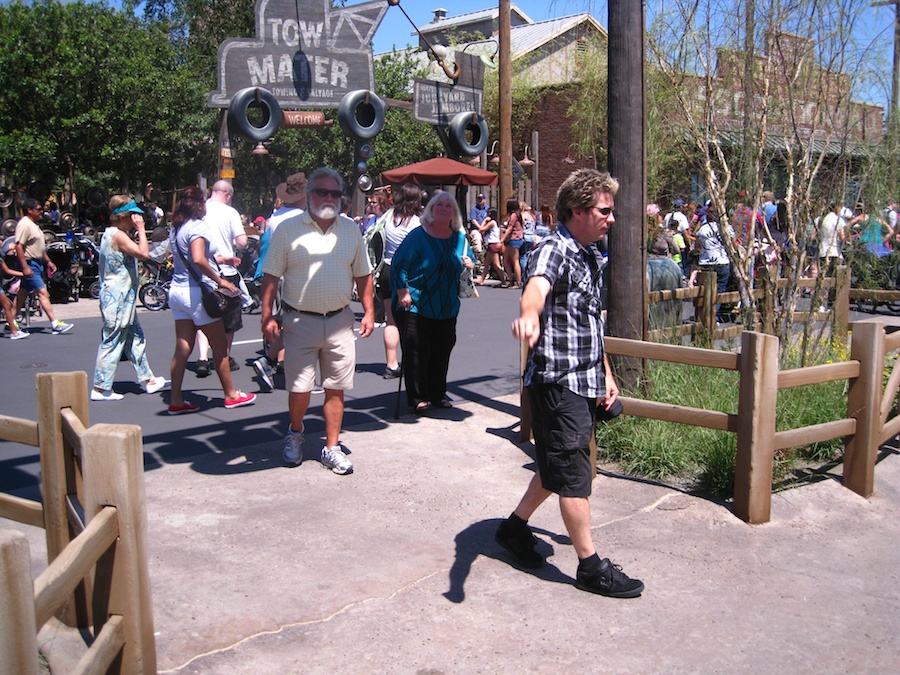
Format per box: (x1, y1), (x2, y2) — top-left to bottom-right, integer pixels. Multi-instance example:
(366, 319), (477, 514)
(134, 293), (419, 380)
(382, 365), (401, 379)
(196, 360), (210, 378)
(228, 356), (240, 371)
(576, 558), (644, 598)
(495, 518), (543, 569)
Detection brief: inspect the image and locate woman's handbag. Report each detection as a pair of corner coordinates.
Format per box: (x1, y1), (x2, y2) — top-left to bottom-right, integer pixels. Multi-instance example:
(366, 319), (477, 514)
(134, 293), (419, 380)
(174, 240), (242, 318)
(201, 285), (242, 318)
(456, 232), (478, 299)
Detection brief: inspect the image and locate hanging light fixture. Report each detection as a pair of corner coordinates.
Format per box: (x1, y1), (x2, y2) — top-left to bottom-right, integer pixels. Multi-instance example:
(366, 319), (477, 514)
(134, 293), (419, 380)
(251, 142), (269, 156)
(519, 144), (534, 168)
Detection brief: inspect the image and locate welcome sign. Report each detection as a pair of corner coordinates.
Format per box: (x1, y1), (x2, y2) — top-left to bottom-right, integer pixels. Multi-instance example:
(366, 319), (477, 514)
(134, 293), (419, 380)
(207, 0), (388, 109)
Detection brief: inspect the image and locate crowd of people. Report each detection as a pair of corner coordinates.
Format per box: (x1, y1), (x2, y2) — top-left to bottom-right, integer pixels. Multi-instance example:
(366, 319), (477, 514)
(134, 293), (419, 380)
(2, 166), (648, 599)
(645, 193), (900, 321)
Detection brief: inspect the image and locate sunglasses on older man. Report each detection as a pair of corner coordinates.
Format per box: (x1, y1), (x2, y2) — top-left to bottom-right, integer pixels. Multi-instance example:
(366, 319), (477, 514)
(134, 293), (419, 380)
(312, 188), (343, 199)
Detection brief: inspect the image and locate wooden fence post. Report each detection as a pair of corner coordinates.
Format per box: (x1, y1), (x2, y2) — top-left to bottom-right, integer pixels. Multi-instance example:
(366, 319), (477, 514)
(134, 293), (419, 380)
(696, 270), (717, 336)
(35, 371), (91, 628)
(845, 321), (882, 497)
(833, 265), (850, 338)
(734, 331), (779, 524)
(0, 530), (40, 675)
(81, 423), (157, 674)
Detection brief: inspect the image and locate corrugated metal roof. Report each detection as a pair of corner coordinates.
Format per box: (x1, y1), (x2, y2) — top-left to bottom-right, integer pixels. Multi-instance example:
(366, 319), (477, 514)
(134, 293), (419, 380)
(379, 14), (606, 61)
(716, 129), (872, 158)
(418, 4), (533, 34)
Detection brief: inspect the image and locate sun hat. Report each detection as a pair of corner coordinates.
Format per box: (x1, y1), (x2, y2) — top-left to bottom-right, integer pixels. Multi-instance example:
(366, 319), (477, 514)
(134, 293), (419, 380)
(275, 173), (308, 206)
(111, 199), (145, 216)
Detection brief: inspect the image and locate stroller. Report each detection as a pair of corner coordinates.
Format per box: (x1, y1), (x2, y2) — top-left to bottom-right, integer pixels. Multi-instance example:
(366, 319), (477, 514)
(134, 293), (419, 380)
(45, 242), (80, 303)
(73, 235), (101, 298)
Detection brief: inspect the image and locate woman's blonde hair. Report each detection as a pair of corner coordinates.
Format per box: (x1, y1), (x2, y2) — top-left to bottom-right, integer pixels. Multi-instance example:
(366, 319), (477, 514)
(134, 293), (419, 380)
(108, 194), (134, 222)
(420, 191), (463, 231)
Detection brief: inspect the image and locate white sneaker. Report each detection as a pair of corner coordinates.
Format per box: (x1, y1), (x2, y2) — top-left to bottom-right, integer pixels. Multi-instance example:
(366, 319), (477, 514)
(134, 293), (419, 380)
(142, 377), (169, 394)
(253, 357), (274, 390)
(10, 330), (29, 340)
(283, 425), (304, 466)
(52, 321), (74, 335)
(91, 389), (123, 401)
(321, 445), (353, 475)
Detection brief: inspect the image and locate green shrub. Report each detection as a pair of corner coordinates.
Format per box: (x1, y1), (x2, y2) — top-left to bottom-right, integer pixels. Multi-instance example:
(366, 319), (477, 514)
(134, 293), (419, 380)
(597, 343), (851, 498)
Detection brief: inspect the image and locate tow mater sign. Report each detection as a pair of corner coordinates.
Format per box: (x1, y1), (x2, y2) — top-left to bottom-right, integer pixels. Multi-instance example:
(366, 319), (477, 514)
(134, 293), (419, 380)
(207, 0), (387, 109)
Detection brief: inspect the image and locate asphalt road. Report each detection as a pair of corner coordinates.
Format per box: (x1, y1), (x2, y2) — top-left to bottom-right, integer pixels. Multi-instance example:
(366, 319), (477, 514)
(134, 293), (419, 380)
(1, 283), (525, 500)
(5, 284), (899, 501)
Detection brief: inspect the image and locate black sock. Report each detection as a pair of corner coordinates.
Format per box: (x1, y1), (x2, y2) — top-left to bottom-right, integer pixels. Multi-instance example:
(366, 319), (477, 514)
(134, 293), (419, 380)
(578, 553), (602, 572)
(507, 512), (528, 527)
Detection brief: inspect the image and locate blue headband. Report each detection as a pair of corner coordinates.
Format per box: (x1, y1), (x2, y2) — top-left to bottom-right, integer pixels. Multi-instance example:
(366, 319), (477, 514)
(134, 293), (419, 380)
(111, 199), (144, 216)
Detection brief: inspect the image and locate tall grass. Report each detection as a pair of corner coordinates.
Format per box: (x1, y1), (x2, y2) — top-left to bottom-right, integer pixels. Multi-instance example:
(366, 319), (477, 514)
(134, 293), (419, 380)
(596, 339), (851, 498)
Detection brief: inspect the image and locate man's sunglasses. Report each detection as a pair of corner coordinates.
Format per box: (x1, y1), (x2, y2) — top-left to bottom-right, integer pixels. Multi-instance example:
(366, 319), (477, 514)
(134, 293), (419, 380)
(312, 188), (343, 199)
(593, 206), (614, 216)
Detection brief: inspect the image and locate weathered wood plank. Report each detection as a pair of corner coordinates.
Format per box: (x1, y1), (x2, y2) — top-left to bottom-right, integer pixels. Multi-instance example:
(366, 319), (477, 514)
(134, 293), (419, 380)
(774, 419), (856, 451)
(33, 506), (118, 630)
(778, 361), (860, 389)
(0, 493), (44, 529)
(606, 337), (739, 370)
(0, 415), (39, 446)
(71, 614), (124, 675)
(620, 397), (737, 432)
(0, 530), (40, 675)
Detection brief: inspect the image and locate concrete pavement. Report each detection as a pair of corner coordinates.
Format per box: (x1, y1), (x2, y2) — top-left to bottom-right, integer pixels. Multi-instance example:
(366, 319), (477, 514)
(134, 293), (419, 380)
(6, 389), (899, 673)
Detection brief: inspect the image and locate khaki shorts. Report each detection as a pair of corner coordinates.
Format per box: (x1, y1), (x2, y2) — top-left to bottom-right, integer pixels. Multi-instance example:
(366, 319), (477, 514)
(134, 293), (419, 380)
(282, 306), (356, 393)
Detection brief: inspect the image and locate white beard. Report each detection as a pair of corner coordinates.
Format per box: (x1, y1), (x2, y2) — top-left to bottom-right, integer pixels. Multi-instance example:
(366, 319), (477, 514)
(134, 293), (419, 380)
(311, 203), (338, 220)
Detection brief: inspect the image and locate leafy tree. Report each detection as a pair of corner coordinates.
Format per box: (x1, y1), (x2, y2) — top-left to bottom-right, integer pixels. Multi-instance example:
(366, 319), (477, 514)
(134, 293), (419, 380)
(0, 0), (210, 203)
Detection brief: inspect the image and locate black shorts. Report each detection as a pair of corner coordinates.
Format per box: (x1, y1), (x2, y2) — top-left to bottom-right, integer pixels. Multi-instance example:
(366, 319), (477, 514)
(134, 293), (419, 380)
(221, 273), (243, 333)
(375, 262), (392, 300)
(527, 383), (596, 498)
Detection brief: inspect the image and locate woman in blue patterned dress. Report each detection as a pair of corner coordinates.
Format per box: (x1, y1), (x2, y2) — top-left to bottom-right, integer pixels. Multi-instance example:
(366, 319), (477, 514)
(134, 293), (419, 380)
(91, 195), (168, 401)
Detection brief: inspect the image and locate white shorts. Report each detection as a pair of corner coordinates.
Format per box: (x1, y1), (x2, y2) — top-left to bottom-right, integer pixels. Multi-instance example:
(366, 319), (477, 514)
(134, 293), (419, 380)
(168, 282), (218, 326)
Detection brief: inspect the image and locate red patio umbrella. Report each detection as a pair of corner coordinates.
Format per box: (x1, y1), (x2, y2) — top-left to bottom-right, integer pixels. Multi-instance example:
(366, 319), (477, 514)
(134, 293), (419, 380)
(381, 157), (498, 186)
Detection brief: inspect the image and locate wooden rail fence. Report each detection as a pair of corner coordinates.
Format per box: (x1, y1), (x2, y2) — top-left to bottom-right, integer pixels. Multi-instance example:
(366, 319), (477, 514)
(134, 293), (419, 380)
(0, 371), (156, 675)
(520, 321), (898, 524)
(647, 268), (852, 343)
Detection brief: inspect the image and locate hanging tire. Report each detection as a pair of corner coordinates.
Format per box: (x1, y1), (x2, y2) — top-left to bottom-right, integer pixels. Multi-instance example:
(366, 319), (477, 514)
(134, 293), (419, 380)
(86, 186), (107, 210)
(447, 111), (489, 157)
(0, 187), (13, 208)
(337, 90), (385, 140)
(139, 282), (168, 311)
(42, 230), (57, 245)
(228, 87), (282, 142)
(2, 218), (17, 238)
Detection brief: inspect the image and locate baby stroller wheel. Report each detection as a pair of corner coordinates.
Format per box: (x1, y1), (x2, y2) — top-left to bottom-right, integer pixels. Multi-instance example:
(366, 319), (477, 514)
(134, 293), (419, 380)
(89, 281), (101, 299)
(139, 282), (168, 311)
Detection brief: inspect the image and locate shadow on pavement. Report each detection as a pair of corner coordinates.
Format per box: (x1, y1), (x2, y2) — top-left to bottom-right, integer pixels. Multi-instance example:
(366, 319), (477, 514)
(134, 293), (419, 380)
(443, 518), (575, 604)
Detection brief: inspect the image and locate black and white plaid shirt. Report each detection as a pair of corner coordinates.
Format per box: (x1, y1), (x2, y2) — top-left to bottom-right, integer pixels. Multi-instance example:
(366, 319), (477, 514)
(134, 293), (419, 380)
(522, 223), (606, 398)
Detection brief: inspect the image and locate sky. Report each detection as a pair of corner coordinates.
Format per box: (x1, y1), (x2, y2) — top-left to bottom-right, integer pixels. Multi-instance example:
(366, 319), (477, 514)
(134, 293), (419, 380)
(372, 1), (607, 53)
(370, 0), (896, 110)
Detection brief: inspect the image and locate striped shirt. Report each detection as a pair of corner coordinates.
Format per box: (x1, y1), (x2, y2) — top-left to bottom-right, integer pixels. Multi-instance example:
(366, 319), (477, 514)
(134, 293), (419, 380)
(522, 223), (606, 399)
(261, 210), (372, 314)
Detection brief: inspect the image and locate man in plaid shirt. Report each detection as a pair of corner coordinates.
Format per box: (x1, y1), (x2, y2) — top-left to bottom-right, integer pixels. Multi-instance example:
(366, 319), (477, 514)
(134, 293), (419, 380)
(496, 169), (644, 599)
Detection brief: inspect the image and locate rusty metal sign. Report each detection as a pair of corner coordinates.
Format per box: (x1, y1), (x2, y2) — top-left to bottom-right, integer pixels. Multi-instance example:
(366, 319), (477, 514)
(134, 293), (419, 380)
(413, 79), (484, 126)
(207, 0), (388, 109)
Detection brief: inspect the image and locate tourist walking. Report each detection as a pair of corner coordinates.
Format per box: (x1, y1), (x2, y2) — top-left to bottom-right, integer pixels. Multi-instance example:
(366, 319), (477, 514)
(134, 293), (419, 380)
(91, 196), (168, 401)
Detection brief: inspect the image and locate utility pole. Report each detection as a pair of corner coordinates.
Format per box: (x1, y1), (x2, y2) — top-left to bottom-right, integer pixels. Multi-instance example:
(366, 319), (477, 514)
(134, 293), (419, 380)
(606, 0), (647, 391)
(873, 0), (900, 125)
(499, 0), (513, 218)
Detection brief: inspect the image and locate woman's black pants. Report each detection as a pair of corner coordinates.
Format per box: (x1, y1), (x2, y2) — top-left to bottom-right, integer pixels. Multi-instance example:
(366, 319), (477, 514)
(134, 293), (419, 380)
(394, 311), (457, 407)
